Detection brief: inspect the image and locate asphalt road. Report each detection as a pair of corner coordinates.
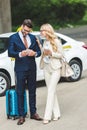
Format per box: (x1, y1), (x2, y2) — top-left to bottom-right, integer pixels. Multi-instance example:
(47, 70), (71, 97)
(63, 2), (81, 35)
(57, 25), (87, 43)
(0, 70), (87, 130)
(0, 25), (87, 130)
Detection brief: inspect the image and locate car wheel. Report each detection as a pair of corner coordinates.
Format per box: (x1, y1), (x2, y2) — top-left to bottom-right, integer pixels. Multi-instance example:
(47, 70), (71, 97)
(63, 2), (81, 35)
(0, 72), (10, 97)
(66, 60), (82, 82)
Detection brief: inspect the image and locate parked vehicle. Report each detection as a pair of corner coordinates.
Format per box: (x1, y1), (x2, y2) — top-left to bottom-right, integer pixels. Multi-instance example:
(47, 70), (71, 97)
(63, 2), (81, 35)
(0, 32), (87, 96)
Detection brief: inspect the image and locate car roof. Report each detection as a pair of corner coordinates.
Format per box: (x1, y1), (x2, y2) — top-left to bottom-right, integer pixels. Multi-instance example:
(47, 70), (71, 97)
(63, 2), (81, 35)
(55, 32), (76, 42)
(0, 31), (75, 42)
(0, 32), (15, 38)
(0, 32), (40, 38)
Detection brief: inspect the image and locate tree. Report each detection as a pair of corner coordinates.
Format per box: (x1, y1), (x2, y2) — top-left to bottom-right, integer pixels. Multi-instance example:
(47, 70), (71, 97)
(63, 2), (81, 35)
(11, 0), (87, 28)
(0, 0), (12, 33)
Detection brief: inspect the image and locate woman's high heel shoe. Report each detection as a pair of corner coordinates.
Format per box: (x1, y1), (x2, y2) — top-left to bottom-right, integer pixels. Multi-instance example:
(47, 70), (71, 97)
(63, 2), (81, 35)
(43, 120), (50, 124)
(53, 117), (60, 121)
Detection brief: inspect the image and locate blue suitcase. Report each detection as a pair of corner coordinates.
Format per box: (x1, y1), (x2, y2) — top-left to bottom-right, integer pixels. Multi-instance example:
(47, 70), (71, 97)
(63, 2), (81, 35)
(6, 89), (27, 120)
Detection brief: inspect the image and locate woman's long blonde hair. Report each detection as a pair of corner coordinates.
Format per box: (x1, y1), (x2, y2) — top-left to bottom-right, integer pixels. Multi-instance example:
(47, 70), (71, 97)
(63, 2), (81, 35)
(40, 23), (57, 52)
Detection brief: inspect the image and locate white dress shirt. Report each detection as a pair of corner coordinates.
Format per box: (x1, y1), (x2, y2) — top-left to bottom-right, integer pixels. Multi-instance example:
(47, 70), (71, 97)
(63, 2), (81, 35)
(18, 31), (31, 57)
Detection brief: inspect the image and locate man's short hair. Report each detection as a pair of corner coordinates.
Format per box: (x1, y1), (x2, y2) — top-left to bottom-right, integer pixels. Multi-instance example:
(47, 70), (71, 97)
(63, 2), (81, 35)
(23, 19), (33, 28)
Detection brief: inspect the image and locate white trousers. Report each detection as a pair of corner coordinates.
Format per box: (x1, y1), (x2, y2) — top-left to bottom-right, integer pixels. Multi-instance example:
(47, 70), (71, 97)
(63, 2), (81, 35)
(44, 67), (61, 120)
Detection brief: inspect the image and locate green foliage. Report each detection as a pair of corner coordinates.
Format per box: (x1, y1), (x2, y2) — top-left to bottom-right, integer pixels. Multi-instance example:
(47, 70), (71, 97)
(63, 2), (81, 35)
(11, 0), (87, 29)
(57, 2), (86, 22)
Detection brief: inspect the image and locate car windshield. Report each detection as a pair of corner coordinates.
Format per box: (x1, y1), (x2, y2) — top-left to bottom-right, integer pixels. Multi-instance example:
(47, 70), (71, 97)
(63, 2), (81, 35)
(0, 38), (9, 54)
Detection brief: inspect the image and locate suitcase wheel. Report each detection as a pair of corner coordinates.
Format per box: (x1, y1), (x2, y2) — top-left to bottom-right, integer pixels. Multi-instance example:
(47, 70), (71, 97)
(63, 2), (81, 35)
(7, 115), (10, 119)
(12, 117), (16, 120)
(26, 114), (29, 118)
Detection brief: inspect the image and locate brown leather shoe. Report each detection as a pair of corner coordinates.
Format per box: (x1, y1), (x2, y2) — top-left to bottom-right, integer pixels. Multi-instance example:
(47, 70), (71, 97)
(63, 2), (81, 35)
(30, 113), (43, 121)
(17, 117), (25, 125)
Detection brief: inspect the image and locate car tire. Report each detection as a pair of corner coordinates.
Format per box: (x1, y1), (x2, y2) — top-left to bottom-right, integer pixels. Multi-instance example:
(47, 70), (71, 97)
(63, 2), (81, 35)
(0, 72), (10, 97)
(65, 60), (82, 82)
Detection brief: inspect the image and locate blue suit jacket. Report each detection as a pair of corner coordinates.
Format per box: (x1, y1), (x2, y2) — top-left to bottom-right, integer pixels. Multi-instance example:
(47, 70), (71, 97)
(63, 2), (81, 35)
(8, 32), (41, 72)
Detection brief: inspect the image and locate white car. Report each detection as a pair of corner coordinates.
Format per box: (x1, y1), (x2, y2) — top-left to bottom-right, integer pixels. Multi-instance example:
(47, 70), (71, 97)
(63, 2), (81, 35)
(0, 32), (87, 96)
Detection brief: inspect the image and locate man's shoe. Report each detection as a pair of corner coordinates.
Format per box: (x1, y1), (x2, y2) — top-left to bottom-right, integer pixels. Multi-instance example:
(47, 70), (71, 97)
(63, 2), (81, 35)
(17, 117), (25, 125)
(30, 113), (43, 121)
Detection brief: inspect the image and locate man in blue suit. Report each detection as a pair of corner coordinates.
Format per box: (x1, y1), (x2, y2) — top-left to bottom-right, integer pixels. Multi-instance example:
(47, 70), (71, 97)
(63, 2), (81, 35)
(8, 19), (42, 125)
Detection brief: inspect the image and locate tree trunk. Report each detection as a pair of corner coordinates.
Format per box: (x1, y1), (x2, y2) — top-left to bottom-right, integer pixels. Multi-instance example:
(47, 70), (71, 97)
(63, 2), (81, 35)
(0, 0), (12, 34)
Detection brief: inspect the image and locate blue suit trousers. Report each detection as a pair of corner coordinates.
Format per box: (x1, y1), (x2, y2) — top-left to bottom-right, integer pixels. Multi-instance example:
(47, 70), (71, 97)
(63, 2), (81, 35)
(16, 70), (36, 117)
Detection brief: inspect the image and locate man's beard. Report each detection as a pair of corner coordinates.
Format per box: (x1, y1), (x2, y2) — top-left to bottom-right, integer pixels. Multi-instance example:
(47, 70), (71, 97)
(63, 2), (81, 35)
(22, 30), (26, 37)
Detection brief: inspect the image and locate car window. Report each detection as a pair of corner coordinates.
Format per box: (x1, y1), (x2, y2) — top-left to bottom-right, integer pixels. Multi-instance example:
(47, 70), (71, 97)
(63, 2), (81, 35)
(35, 35), (44, 46)
(36, 35), (67, 46)
(58, 37), (67, 45)
(0, 38), (9, 54)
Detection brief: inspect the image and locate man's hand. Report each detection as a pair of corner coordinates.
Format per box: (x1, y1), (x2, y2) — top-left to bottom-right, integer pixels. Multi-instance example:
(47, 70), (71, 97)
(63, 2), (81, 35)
(26, 49), (36, 56)
(21, 50), (27, 57)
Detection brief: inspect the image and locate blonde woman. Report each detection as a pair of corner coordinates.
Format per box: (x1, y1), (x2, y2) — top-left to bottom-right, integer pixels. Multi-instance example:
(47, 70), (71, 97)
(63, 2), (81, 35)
(38, 23), (64, 124)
